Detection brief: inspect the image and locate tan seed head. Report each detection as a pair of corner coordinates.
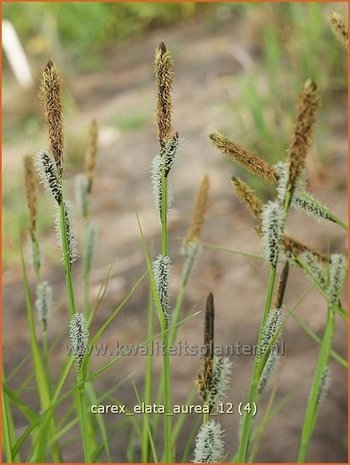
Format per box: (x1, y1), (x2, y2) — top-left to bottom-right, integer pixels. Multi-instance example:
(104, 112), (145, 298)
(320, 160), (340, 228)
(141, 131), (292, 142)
(328, 12), (348, 48)
(231, 176), (263, 222)
(287, 79), (320, 195)
(210, 132), (278, 183)
(186, 175), (210, 244)
(155, 42), (174, 145)
(39, 60), (64, 177)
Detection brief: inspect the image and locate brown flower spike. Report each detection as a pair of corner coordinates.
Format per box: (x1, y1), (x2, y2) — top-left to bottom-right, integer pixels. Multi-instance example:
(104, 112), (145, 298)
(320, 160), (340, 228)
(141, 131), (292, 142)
(287, 79), (320, 197)
(40, 60), (64, 177)
(24, 155), (38, 238)
(328, 12), (348, 48)
(209, 132), (278, 184)
(231, 176), (263, 221)
(274, 261), (289, 309)
(186, 175), (210, 244)
(198, 292), (215, 402)
(84, 119), (98, 193)
(282, 235), (328, 263)
(155, 42), (174, 145)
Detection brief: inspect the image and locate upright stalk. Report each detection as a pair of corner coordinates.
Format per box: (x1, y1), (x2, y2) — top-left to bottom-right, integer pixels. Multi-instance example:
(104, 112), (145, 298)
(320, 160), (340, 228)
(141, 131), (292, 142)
(160, 169), (172, 463)
(142, 289), (154, 462)
(236, 265), (277, 462)
(76, 373), (91, 462)
(297, 308), (335, 461)
(59, 200), (76, 318)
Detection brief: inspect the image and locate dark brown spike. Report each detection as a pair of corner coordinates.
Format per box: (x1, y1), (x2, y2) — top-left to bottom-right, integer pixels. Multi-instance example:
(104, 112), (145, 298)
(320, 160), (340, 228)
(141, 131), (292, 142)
(274, 261), (290, 309)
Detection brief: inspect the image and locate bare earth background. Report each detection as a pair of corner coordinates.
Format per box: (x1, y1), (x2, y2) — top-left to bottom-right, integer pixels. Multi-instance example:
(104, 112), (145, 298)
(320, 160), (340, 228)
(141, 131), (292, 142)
(3, 6), (348, 463)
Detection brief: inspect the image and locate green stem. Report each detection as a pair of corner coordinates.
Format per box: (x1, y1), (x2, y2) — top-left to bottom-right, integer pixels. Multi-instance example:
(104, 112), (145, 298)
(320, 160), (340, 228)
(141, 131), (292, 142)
(169, 283), (186, 345)
(162, 329), (172, 462)
(76, 373), (91, 462)
(330, 213), (348, 232)
(59, 200), (76, 318)
(142, 289), (154, 462)
(160, 166), (172, 463)
(153, 278), (187, 441)
(292, 312), (347, 369)
(82, 216), (91, 315)
(297, 308), (335, 462)
(236, 265), (277, 462)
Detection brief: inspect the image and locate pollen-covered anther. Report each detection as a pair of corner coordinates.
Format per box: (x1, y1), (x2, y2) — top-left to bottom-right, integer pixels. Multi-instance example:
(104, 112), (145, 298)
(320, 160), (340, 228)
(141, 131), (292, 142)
(262, 201), (285, 267)
(69, 313), (89, 372)
(55, 200), (79, 265)
(193, 420), (225, 463)
(35, 151), (62, 204)
(153, 254), (171, 326)
(35, 281), (53, 331)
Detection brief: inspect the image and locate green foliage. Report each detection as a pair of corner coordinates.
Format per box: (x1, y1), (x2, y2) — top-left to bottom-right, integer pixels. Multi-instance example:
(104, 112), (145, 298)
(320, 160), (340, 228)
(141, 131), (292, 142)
(3, 3), (200, 71)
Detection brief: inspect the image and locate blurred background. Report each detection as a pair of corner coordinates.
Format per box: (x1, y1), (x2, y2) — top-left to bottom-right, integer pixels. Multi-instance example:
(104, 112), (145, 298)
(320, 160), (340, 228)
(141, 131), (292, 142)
(3, 2), (348, 462)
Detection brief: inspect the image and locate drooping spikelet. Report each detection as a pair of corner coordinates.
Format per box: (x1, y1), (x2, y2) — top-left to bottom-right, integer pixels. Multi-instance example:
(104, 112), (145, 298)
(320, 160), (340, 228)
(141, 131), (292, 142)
(256, 226), (328, 263)
(274, 261), (289, 309)
(155, 42), (174, 145)
(153, 254), (171, 326)
(286, 79), (320, 197)
(55, 200), (78, 266)
(24, 155), (38, 238)
(206, 356), (232, 412)
(35, 151), (62, 204)
(231, 176), (263, 221)
(261, 201), (285, 267)
(75, 173), (89, 217)
(84, 119), (98, 193)
(328, 253), (347, 307)
(193, 420), (225, 463)
(185, 175), (210, 244)
(257, 308), (284, 360)
(301, 251), (327, 291)
(39, 60), (64, 177)
(161, 132), (181, 177)
(328, 12), (348, 48)
(69, 313), (89, 372)
(209, 132), (277, 184)
(282, 234), (328, 263)
(258, 352), (280, 395)
(35, 281), (53, 331)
